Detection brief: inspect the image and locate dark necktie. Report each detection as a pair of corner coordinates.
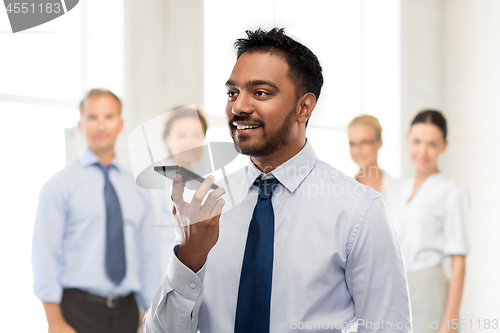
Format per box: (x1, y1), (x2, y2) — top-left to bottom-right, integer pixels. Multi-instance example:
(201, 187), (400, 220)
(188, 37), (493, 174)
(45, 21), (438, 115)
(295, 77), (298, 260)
(234, 175), (279, 333)
(95, 163), (126, 285)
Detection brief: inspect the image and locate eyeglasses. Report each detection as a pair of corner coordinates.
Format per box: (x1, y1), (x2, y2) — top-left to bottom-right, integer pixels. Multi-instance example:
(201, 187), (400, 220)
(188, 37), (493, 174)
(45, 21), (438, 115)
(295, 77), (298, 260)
(348, 138), (380, 148)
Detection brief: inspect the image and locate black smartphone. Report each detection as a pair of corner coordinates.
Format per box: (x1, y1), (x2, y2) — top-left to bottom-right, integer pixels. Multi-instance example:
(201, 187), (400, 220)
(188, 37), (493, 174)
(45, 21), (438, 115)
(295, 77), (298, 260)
(154, 165), (219, 190)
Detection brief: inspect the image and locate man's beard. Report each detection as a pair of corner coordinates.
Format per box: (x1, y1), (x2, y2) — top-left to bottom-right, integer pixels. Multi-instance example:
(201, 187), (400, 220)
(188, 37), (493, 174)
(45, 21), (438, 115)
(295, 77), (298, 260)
(229, 105), (296, 157)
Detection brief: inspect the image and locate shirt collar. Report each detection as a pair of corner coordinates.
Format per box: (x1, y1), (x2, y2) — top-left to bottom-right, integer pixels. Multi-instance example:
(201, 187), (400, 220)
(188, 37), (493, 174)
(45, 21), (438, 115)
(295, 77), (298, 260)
(76, 147), (121, 172)
(245, 139), (317, 193)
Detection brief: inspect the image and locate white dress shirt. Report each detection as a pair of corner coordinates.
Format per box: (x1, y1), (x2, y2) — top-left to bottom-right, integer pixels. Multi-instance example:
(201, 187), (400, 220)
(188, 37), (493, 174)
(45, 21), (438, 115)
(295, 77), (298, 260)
(385, 173), (469, 273)
(380, 170), (397, 198)
(354, 169), (397, 199)
(144, 140), (411, 332)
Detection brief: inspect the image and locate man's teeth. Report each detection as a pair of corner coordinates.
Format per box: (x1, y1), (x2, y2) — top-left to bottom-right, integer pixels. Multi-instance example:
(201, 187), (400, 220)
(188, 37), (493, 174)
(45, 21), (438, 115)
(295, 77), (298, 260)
(236, 124), (259, 130)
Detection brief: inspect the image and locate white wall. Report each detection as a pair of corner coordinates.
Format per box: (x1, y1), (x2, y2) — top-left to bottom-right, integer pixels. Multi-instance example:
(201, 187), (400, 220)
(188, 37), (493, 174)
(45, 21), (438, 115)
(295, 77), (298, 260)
(441, 0), (500, 326)
(400, 0), (444, 178)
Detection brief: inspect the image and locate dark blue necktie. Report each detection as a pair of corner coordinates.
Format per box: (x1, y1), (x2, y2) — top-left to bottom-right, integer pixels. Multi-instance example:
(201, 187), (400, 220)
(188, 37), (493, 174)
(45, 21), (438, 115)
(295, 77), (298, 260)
(95, 163), (126, 285)
(234, 175), (279, 333)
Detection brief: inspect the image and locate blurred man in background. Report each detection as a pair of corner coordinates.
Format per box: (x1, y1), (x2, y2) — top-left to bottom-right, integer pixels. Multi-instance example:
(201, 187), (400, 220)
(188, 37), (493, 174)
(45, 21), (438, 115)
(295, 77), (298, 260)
(32, 89), (162, 333)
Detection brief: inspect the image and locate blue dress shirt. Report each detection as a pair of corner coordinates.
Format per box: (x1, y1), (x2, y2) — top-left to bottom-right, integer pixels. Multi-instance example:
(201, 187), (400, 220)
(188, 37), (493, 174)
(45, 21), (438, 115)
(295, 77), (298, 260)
(32, 147), (163, 308)
(144, 140), (412, 332)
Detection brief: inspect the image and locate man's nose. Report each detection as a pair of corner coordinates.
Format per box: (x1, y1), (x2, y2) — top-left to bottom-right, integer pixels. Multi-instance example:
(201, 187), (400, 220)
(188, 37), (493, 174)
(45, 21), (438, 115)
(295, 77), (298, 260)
(231, 91), (254, 116)
(97, 118), (106, 130)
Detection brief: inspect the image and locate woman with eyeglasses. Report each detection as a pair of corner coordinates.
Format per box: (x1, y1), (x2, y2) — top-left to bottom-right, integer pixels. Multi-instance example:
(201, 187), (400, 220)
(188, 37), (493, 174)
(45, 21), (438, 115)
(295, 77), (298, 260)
(385, 110), (468, 333)
(348, 114), (397, 197)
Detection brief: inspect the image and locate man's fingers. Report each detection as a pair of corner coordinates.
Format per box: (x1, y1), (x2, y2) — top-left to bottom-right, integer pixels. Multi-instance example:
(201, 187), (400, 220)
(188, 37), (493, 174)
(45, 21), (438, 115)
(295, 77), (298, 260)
(190, 175), (216, 211)
(171, 173), (186, 206)
(210, 198), (225, 218)
(199, 187), (226, 217)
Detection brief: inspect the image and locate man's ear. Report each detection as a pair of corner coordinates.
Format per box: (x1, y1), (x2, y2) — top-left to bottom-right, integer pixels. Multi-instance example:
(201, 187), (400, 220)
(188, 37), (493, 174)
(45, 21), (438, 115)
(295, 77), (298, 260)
(297, 93), (316, 125)
(77, 120), (83, 133)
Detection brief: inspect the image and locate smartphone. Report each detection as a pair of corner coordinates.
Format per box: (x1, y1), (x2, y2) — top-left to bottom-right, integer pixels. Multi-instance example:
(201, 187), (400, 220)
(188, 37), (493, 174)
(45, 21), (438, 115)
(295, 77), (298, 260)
(154, 165), (219, 190)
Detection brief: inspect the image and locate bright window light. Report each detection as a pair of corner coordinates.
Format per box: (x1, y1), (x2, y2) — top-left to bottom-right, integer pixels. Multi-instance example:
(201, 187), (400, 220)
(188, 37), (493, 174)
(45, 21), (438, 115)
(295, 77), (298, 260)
(0, 0), (124, 330)
(0, 102), (79, 332)
(205, 0), (401, 178)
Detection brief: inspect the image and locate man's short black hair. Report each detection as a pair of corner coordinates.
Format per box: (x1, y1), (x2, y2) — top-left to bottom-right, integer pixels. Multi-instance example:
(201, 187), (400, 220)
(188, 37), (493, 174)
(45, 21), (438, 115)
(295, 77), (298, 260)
(234, 27), (324, 103)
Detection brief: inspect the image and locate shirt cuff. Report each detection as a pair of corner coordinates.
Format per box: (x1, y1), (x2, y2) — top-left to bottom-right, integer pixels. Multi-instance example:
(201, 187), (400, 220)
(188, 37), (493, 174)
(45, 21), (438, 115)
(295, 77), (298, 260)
(33, 280), (63, 304)
(167, 245), (206, 301)
(444, 241), (468, 256)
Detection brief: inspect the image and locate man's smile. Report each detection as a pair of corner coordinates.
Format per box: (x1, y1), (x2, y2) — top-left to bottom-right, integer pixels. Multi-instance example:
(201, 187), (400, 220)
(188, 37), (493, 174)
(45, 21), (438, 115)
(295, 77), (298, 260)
(232, 121), (261, 133)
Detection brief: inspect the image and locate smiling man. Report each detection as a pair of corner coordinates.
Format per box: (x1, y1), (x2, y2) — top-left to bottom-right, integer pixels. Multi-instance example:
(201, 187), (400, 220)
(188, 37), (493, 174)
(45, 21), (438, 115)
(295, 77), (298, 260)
(144, 28), (411, 333)
(32, 89), (162, 333)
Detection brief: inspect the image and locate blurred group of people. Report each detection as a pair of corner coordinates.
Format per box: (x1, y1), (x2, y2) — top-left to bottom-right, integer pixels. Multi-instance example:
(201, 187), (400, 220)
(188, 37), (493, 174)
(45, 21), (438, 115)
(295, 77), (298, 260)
(31, 89), (211, 333)
(348, 112), (468, 333)
(32, 85), (467, 332)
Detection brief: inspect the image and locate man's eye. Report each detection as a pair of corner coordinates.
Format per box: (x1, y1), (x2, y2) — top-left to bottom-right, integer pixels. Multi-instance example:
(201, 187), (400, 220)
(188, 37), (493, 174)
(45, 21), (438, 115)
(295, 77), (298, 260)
(255, 91), (268, 97)
(227, 91), (238, 98)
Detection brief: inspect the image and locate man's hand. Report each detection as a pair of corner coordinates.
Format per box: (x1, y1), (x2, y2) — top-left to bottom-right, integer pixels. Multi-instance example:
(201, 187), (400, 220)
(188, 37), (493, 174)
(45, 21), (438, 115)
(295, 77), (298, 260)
(43, 302), (77, 333)
(172, 174), (225, 272)
(48, 321), (78, 333)
(138, 308), (146, 333)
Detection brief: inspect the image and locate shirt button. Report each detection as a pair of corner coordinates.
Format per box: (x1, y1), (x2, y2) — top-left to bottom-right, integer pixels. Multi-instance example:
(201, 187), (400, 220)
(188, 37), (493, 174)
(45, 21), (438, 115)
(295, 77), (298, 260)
(190, 282), (196, 289)
(191, 318), (195, 322)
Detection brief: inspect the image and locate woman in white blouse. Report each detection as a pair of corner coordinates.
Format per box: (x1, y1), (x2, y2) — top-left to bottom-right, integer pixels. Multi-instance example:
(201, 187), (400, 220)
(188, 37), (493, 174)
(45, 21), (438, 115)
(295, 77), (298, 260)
(348, 115), (397, 197)
(385, 110), (468, 333)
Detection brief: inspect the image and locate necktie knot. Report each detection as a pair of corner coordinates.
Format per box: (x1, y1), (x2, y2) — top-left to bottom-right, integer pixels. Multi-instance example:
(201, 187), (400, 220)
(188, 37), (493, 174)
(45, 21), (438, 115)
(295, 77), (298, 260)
(95, 163), (111, 179)
(256, 175), (279, 199)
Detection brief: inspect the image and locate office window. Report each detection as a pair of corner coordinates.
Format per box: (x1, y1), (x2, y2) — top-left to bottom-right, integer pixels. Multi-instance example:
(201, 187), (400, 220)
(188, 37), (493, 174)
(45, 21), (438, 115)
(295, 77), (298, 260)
(0, 1), (123, 330)
(205, 0), (401, 178)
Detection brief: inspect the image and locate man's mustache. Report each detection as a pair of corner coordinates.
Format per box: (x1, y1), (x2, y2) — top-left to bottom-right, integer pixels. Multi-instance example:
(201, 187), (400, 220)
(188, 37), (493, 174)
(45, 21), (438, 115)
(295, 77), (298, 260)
(229, 115), (264, 127)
